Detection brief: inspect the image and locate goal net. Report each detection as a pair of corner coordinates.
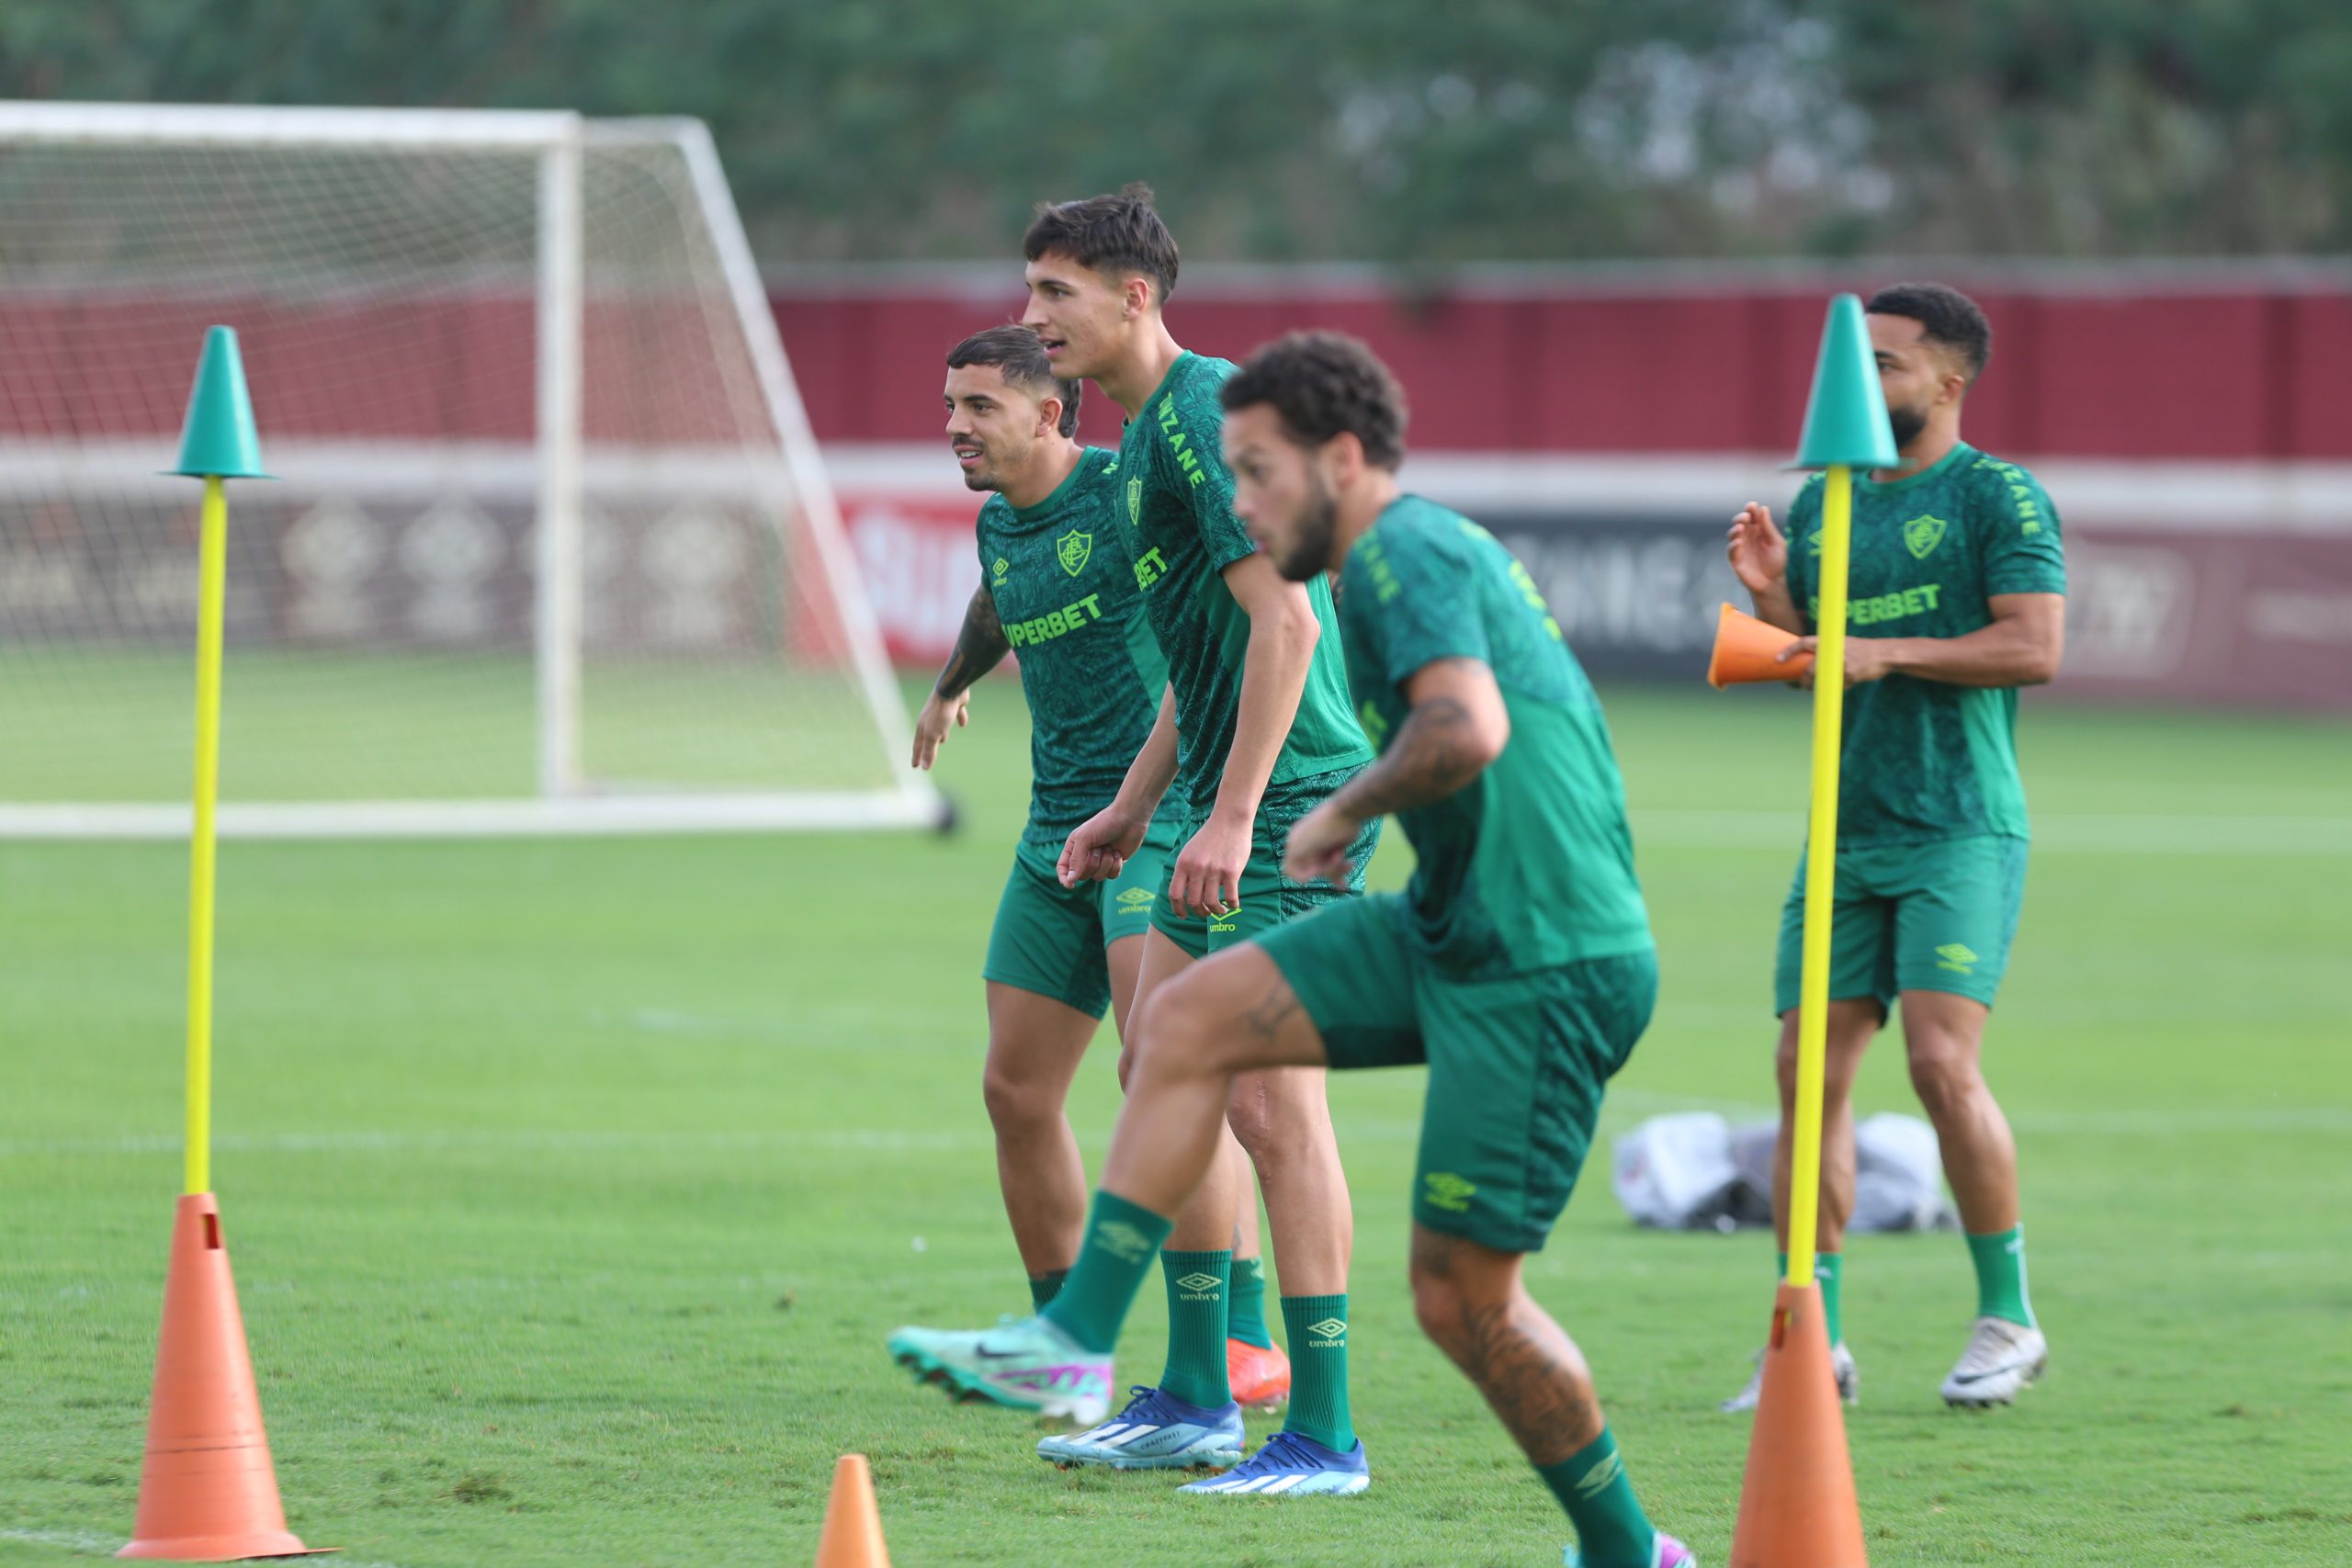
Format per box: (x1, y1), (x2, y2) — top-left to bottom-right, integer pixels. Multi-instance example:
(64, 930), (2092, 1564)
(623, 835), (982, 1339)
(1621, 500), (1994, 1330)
(0, 104), (940, 836)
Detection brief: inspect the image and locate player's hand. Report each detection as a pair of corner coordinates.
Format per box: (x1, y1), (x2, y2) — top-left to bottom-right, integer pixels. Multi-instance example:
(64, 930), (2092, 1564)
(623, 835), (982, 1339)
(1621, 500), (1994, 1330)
(1169, 811), (1250, 919)
(1778, 636), (1892, 688)
(910, 689), (969, 771)
(1059, 805), (1148, 887)
(1727, 502), (1789, 595)
(1282, 799), (1363, 886)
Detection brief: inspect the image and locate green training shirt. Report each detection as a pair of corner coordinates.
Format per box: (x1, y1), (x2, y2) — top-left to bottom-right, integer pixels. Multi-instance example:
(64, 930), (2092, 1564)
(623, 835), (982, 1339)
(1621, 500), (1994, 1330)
(1117, 353), (1372, 816)
(1339, 495), (1654, 978)
(1783, 441), (2068, 846)
(975, 446), (1173, 847)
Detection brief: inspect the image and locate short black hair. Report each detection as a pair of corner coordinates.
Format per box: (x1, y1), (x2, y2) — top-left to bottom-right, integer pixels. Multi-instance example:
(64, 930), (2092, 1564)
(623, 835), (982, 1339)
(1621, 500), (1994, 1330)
(945, 324), (1081, 438)
(1867, 282), (1992, 382)
(1220, 331), (1408, 470)
(1023, 183), (1180, 305)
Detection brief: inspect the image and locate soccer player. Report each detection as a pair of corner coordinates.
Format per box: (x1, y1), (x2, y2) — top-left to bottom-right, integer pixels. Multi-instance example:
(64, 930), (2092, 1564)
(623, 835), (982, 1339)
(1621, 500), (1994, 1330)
(898, 187), (1380, 1495)
(884, 332), (1693, 1565)
(902, 324), (1288, 1405)
(1720, 282), (2065, 1412)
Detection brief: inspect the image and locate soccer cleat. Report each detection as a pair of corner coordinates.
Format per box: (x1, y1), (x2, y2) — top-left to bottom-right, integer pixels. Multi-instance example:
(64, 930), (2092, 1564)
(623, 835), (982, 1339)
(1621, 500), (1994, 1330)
(1178, 1429), (1370, 1496)
(1227, 1337), (1291, 1410)
(886, 1314), (1112, 1426)
(1035, 1385), (1244, 1471)
(1940, 1315), (2047, 1408)
(1565, 1531), (1697, 1567)
(1719, 1339), (1859, 1414)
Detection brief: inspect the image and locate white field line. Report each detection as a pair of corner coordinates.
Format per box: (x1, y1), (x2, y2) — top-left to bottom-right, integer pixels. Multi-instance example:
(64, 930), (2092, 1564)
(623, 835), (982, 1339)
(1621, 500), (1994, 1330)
(1629, 810), (2352, 855)
(6, 1091), (2345, 1161)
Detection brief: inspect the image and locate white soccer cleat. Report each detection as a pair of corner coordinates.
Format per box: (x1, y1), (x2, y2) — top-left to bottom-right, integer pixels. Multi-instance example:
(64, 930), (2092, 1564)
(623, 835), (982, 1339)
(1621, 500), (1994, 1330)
(1940, 1315), (2047, 1408)
(1719, 1340), (1859, 1414)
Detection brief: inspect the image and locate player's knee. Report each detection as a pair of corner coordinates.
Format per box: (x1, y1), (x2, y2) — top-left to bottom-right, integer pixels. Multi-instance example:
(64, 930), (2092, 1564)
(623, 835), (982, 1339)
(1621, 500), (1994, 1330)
(1906, 1039), (1982, 1120)
(980, 1060), (1057, 1133)
(1129, 986), (1224, 1089)
(1225, 1082), (1279, 1160)
(1408, 1265), (1468, 1351)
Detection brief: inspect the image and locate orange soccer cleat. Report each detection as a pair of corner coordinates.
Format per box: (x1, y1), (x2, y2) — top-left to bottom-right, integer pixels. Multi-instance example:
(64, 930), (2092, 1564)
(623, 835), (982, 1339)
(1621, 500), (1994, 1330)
(1227, 1337), (1291, 1410)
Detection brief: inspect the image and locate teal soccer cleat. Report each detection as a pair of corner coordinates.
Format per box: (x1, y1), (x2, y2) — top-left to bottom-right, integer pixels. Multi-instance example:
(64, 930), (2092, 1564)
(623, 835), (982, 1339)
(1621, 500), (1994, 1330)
(887, 1314), (1112, 1425)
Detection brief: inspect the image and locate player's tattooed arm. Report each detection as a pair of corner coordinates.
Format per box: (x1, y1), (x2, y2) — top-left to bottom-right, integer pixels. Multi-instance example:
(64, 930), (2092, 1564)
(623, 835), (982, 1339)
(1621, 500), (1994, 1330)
(1281, 659), (1507, 884)
(912, 581), (1011, 770)
(933, 581), (1010, 700)
(1331, 658), (1510, 818)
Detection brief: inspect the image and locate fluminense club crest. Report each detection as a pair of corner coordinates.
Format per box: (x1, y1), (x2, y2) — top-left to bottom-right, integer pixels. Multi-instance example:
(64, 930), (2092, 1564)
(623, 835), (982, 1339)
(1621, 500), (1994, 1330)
(1057, 528), (1092, 577)
(1904, 513), (1949, 560)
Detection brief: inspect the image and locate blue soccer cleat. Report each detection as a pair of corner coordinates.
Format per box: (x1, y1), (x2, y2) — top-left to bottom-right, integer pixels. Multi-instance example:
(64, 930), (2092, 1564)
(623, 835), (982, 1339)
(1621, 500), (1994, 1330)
(1566, 1532), (1698, 1567)
(887, 1314), (1112, 1426)
(1036, 1385), (1245, 1471)
(1177, 1429), (1371, 1496)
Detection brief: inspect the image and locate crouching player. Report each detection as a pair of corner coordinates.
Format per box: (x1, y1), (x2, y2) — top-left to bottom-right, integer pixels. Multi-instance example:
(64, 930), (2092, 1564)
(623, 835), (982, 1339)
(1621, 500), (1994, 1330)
(887, 333), (1693, 1565)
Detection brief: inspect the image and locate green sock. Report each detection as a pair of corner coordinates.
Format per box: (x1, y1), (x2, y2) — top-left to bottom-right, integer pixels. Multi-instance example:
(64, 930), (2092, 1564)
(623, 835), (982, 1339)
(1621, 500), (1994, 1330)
(1026, 1269), (1069, 1312)
(1040, 1191), (1171, 1354)
(1966, 1224), (2034, 1327)
(1779, 1250), (1844, 1346)
(1538, 1426), (1657, 1568)
(1227, 1257), (1274, 1350)
(1278, 1294), (1354, 1450)
(1158, 1250), (1232, 1408)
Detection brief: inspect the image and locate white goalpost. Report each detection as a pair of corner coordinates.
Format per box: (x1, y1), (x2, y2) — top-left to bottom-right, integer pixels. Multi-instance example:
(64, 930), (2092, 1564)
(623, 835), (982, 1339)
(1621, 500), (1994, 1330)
(0, 102), (943, 837)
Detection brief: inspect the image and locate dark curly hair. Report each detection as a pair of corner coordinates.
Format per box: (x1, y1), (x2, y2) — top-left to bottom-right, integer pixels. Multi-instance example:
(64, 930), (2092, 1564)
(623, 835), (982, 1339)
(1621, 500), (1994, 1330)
(944, 324), (1082, 439)
(1219, 331), (1408, 470)
(1867, 282), (1993, 382)
(1023, 183), (1180, 305)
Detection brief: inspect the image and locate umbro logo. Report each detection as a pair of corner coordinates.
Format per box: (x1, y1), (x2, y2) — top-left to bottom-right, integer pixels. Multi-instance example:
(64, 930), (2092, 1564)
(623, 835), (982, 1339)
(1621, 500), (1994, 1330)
(1095, 1221), (1152, 1262)
(1935, 942), (1979, 975)
(1306, 1317), (1346, 1342)
(1574, 1451), (1624, 1499)
(1174, 1272), (1222, 1293)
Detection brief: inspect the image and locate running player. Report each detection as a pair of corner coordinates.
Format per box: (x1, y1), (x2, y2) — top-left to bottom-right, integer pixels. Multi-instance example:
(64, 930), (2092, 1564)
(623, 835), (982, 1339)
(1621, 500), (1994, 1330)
(902, 325), (1286, 1405)
(884, 332), (1693, 1565)
(1721, 282), (2065, 1412)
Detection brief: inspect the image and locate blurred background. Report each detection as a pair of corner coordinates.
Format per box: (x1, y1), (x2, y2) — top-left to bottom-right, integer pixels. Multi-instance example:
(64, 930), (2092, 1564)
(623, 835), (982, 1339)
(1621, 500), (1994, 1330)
(6, 0), (2346, 713)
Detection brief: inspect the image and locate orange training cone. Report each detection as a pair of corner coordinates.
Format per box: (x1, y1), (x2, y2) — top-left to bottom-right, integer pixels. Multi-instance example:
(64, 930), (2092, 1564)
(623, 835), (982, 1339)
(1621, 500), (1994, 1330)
(814, 1452), (891, 1568)
(1729, 1281), (1868, 1568)
(1708, 602), (1814, 689)
(119, 1194), (322, 1561)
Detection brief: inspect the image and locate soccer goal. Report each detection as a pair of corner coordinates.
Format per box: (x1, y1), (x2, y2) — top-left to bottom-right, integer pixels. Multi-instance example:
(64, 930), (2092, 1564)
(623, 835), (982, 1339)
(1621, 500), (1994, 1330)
(0, 102), (942, 837)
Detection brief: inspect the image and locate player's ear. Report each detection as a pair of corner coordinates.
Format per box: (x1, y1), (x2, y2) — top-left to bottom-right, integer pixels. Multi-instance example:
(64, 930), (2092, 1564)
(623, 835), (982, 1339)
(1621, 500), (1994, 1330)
(1037, 393), (1062, 440)
(1123, 276), (1151, 320)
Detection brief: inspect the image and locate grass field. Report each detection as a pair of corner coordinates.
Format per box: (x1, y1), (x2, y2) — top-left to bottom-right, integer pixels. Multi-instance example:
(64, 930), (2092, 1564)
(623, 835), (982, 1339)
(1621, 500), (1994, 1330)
(4, 679), (2350, 1567)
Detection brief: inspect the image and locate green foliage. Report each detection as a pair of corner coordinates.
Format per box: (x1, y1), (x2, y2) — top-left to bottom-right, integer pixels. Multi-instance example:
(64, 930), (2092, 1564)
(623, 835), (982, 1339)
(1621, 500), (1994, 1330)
(6, 1), (2350, 259)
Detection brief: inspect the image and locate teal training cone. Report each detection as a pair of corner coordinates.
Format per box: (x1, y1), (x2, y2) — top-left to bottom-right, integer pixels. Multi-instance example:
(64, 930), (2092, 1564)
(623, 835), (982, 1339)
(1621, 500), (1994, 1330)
(169, 327), (271, 480)
(1789, 295), (1898, 471)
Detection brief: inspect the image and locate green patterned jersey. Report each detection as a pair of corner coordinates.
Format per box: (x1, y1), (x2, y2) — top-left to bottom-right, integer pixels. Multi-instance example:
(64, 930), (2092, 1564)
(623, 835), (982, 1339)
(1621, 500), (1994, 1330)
(1117, 353), (1372, 816)
(1783, 442), (2068, 846)
(975, 447), (1173, 847)
(1339, 496), (1653, 977)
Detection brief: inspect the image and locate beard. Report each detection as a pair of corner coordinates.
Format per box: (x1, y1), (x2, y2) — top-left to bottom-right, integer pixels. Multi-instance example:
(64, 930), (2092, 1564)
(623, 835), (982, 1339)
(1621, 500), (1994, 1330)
(1272, 479), (1340, 582)
(1886, 400), (1929, 451)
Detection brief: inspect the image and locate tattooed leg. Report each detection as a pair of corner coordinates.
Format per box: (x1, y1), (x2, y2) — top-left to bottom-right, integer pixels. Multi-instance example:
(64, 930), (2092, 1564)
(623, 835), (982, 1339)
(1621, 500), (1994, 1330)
(1409, 1224), (1605, 1466)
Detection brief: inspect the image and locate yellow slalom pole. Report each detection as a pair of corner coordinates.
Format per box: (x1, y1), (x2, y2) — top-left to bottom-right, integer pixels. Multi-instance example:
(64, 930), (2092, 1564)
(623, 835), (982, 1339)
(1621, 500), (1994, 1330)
(1785, 462), (1853, 1286)
(184, 475), (228, 1197)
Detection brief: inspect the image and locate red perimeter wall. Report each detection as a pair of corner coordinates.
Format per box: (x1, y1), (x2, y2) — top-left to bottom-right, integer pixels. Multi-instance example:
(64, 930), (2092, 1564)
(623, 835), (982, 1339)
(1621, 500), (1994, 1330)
(773, 268), (2352, 460)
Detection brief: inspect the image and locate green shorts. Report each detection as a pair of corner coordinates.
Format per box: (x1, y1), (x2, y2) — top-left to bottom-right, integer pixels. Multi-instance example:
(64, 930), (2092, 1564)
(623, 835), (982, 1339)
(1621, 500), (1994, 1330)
(1260, 892), (1658, 1255)
(1773, 834), (2029, 1018)
(1148, 771), (1383, 961)
(983, 822), (1177, 1019)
